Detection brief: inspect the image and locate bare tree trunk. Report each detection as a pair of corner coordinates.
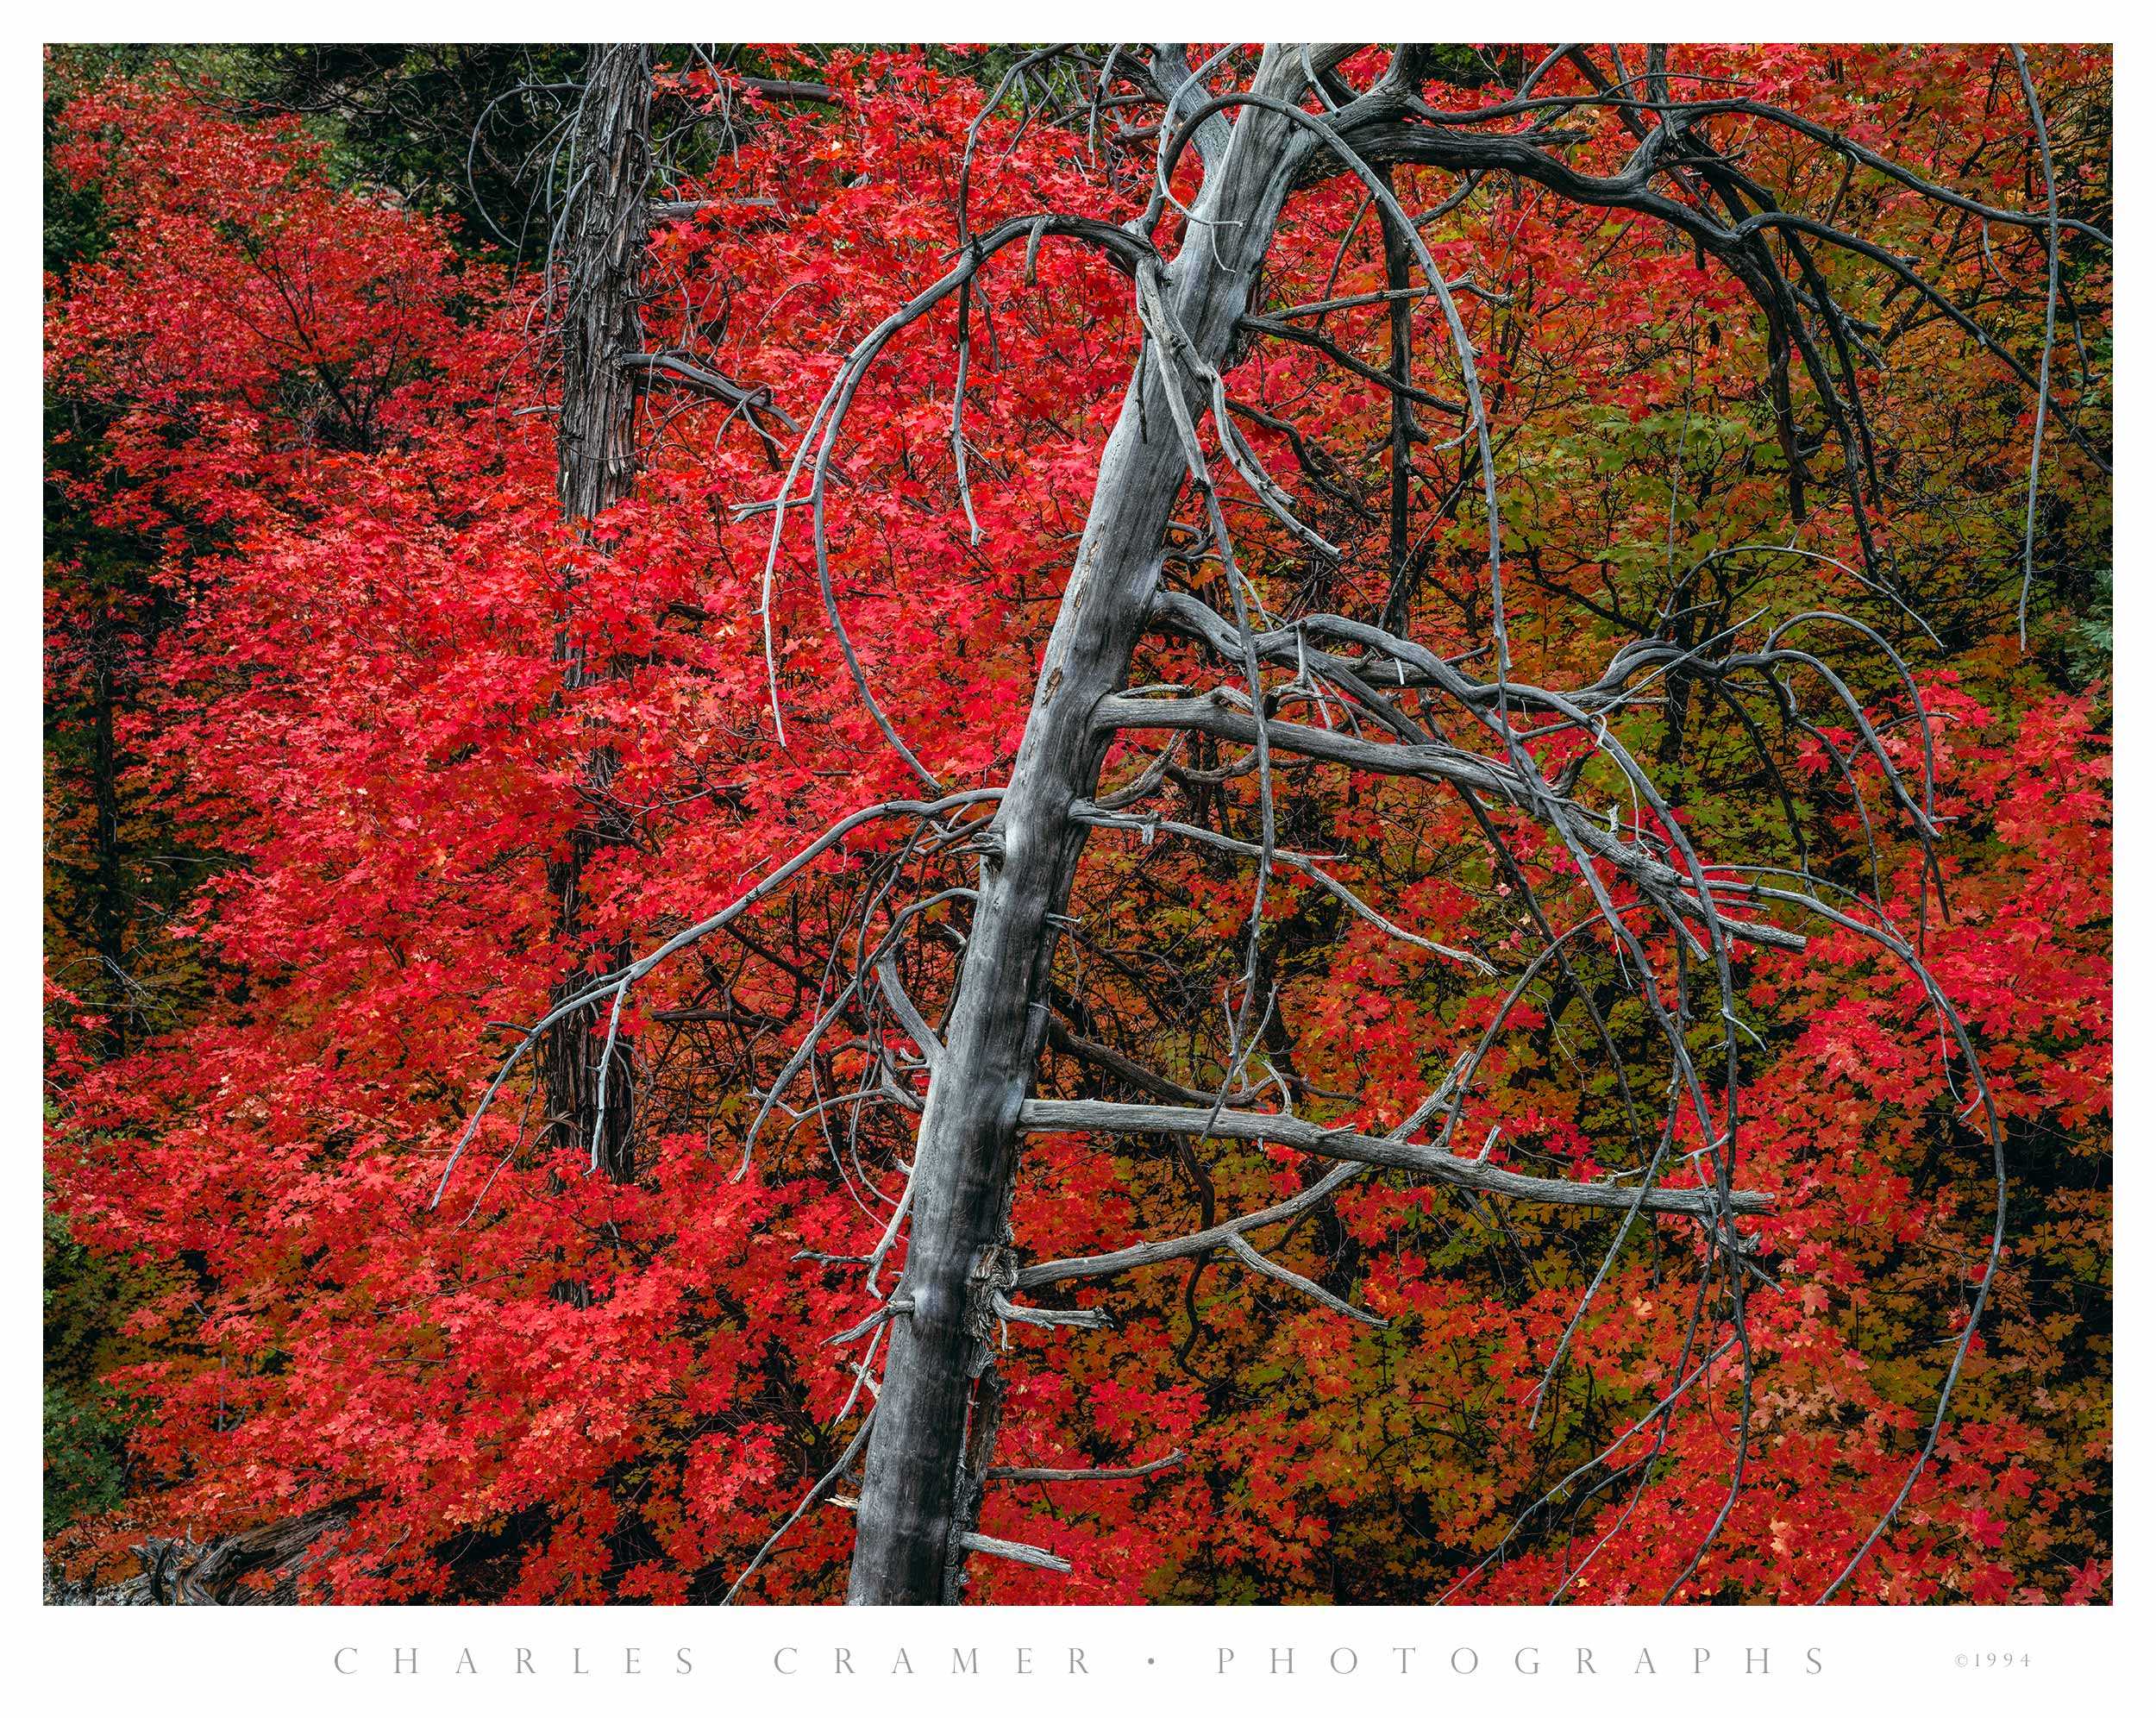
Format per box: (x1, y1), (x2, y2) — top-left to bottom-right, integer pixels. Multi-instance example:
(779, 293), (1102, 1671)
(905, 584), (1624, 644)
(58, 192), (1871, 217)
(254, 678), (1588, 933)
(845, 53), (1320, 1605)
(542, 42), (651, 1182)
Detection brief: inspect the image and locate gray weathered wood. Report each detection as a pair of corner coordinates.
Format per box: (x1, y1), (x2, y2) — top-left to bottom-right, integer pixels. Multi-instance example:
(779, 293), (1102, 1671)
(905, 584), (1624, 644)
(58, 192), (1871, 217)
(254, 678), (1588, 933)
(1016, 1099), (1774, 1224)
(843, 47), (1323, 1607)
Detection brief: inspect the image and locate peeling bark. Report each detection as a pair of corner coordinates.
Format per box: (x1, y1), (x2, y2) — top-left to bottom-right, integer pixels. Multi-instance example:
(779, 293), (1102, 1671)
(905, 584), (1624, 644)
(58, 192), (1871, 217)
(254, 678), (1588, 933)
(542, 42), (652, 1181)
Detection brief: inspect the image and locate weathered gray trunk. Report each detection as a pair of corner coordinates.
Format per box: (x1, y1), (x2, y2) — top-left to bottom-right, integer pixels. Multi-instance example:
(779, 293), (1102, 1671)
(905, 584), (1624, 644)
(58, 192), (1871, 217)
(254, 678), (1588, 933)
(542, 43), (651, 1179)
(845, 54), (1319, 1605)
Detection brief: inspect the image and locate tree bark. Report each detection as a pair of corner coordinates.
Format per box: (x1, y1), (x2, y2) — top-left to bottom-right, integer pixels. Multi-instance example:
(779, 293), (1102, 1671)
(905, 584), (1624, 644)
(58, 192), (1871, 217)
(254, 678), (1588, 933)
(542, 43), (651, 1181)
(845, 51), (1321, 1605)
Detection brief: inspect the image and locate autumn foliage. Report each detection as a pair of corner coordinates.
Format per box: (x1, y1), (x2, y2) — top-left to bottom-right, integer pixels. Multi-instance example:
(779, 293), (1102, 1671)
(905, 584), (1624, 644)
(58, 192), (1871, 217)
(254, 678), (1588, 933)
(44, 45), (2109, 1603)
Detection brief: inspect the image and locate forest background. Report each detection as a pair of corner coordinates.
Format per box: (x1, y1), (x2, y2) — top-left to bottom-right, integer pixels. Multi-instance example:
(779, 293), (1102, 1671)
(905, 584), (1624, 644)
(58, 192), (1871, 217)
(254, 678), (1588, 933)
(40, 40), (2112, 1605)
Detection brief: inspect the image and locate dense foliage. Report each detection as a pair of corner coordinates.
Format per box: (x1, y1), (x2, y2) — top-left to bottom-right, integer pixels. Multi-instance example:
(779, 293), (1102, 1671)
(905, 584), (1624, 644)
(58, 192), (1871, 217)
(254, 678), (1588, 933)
(44, 43), (2109, 1604)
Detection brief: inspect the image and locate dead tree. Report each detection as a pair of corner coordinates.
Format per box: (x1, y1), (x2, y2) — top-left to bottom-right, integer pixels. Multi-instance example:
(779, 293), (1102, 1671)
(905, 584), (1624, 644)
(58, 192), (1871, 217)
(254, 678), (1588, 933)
(442, 42), (2104, 1605)
(539, 44), (809, 1180)
(536, 41), (653, 1181)
(45, 1504), (356, 1606)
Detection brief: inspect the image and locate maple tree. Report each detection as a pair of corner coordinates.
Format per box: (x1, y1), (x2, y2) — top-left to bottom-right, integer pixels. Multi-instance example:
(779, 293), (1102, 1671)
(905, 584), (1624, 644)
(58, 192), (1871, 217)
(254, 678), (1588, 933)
(44, 41), (2109, 1606)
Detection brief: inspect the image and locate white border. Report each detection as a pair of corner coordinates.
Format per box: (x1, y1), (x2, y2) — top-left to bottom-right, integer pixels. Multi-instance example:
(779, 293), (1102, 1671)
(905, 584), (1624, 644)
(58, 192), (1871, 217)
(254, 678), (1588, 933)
(16, 1602), (2145, 1712)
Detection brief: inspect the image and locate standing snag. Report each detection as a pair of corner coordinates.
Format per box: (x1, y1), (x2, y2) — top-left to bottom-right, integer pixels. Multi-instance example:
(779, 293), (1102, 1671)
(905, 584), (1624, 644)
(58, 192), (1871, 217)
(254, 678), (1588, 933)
(542, 41), (655, 1182)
